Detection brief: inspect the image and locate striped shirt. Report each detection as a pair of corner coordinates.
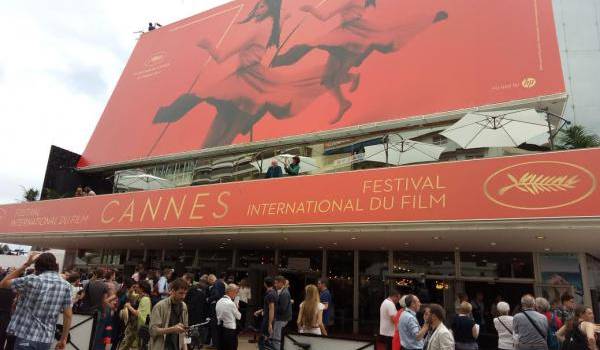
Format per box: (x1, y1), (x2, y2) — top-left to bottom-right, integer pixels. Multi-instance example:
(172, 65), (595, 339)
(8, 271), (72, 343)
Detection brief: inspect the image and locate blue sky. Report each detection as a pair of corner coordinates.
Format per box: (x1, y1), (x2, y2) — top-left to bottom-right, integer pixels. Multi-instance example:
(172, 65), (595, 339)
(0, 0), (230, 204)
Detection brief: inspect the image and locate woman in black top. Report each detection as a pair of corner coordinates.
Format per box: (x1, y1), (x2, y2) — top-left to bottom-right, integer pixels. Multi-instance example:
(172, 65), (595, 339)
(556, 305), (597, 350)
(452, 301), (480, 350)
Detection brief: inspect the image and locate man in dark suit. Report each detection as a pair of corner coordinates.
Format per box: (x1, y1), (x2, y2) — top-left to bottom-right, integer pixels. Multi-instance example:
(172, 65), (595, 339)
(265, 160), (283, 178)
(207, 274), (226, 348)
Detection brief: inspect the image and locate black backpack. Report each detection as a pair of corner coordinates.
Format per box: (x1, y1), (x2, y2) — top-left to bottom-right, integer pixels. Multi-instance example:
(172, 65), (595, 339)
(561, 321), (587, 350)
(138, 315), (151, 350)
(74, 283), (93, 313)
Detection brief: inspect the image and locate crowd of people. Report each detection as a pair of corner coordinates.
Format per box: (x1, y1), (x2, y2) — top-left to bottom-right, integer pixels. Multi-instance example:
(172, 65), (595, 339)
(2, 252), (599, 350)
(0, 254), (336, 350)
(379, 289), (598, 350)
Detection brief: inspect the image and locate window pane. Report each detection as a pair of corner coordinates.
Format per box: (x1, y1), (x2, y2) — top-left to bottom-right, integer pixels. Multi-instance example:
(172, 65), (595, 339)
(539, 253), (583, 304)
(128, 249), (144, 265)
(461, 252), (533, 278)
(197, 250), (233, 275)
(359, 251), (388, 334)
(164, 250), (196, 267)
(279, 250), (321, 273)
(327, 251), (354, 333)
(147, 249), (162, 269)
(77, 250), (102, 265)
(238, 250), (274, 268)
(103, 249), (126, 265)
(393, 252), (455, 276)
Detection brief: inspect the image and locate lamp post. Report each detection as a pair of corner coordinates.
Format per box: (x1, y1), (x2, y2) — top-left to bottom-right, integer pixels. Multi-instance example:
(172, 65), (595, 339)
(538, 108), (571, 150)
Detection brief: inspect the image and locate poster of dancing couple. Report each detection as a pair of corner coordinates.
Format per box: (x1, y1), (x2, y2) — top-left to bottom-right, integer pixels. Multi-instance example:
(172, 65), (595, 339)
(79, 0), (564, 168)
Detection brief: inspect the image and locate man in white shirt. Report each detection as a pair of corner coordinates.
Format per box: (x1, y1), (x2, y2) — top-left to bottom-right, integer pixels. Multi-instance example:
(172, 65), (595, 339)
(157, 268), (172, 300)
(380, 288), (401, 350)
(216, 283), (241, 350)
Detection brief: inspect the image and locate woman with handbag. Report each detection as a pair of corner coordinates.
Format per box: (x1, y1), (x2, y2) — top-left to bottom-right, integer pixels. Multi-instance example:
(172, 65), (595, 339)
(493, 302), (514, 350)
(119, 281), (152, 350)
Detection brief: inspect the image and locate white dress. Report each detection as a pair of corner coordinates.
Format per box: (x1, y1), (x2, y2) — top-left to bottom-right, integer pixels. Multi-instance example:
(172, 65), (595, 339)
(299, 302), (325, 335)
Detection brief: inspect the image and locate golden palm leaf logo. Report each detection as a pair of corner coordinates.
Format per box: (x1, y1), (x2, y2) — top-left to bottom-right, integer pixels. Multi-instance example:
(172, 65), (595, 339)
(498, 172), (580, 196)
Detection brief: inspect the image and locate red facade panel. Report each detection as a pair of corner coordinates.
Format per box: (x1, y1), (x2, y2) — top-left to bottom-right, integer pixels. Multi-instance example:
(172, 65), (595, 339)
(79, 0), (565, 167)
(2, 149), (598, 235)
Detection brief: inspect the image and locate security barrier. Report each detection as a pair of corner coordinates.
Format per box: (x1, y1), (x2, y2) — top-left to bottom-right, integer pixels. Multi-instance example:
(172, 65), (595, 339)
(53, 313), (97, 350)
(283, 333), (375, 350)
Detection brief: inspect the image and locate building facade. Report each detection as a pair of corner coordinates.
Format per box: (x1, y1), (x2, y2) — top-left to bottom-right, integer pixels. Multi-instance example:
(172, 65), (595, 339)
(553, 0), (600, 133)
(1, 0), (599, 348)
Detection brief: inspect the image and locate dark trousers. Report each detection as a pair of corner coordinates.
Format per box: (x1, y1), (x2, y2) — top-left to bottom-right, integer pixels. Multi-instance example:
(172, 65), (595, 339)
(239, 301), (248, 329)
(13, 338), (51, 350)
(0, 312), (10, 349)
(380, 335), (393, 350)
(218, 326), (237, 350)
(210, 318), (220, 348)
(5, 336), (15, 350)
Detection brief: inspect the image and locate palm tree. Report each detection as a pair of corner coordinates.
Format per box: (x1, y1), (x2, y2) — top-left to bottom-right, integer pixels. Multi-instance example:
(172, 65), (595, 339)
(21, 186), (40, 202)
(556, 124), (600, 150)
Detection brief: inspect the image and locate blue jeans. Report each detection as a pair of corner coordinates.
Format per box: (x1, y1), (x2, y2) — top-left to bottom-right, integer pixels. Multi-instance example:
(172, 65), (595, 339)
(272, 320), (287, 350)
(14, 338), (51, 350)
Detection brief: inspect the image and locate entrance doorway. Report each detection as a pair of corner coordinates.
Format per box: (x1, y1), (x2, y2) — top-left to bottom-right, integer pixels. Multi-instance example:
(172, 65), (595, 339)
(280, 271), (320, 332)
(386, 277), (451, 305)
(464, 281), (534, 350)
(328, 250), (355, 334)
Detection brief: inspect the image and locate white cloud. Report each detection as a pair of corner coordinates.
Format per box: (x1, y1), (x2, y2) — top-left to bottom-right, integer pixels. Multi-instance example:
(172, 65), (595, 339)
(0, 0), (230, 204)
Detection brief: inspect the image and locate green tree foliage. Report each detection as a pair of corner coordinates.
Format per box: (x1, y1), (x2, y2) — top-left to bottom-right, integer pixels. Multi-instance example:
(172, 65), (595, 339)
(557, 124), (600, 150)
(21, 186), (40, 202)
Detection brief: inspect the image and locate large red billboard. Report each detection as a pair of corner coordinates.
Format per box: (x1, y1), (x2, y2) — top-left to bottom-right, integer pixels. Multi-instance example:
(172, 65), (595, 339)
(78, 0), (564, 168)
(2, 149), (598, 235)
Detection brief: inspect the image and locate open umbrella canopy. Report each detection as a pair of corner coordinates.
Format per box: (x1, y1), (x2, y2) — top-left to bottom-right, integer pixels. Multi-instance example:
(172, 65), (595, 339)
(440, 108), (549, 149)
(116, 173), (175, 191)
(364, 136), (446, 165)
(252, 154), (320, 174)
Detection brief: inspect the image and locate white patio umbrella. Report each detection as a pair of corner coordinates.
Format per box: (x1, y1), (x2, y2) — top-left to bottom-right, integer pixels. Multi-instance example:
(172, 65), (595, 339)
(364, 137), (446, 165)
(252, 154), (320, 174)
(440, 108), (550, 149)
(116, 174), (174, 191)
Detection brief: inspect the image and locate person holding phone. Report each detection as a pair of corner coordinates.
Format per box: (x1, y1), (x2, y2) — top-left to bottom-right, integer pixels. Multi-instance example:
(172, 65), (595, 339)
(149, 278), (189, 350)
(284, 156), (301, 176)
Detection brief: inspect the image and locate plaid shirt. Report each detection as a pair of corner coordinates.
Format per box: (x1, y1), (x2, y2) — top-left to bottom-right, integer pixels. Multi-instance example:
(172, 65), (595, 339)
(8, 271), (72, 343)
